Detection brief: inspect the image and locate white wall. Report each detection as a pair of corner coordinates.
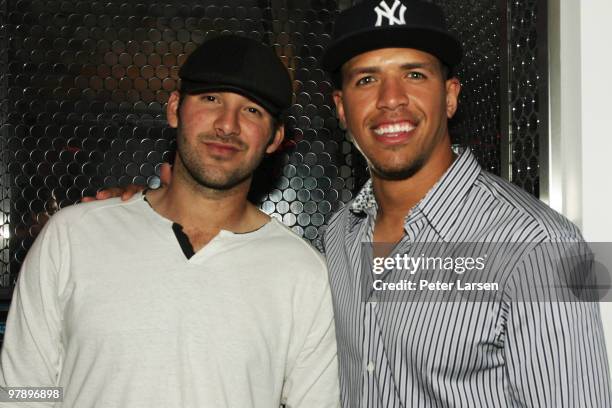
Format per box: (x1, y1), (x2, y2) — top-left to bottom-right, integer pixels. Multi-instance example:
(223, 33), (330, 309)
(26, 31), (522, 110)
(549, 0), (612, 377)
(580, 0), (612, 374)
(579, 4), (612, 238)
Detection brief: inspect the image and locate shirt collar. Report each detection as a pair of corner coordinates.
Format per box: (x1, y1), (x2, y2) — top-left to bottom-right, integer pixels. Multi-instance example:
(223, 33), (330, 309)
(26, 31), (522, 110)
(349, 148), (482, 240)
(350, 178), (376, 214)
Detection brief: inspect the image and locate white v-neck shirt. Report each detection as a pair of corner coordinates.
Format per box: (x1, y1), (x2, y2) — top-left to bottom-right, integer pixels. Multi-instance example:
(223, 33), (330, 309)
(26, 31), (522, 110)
(0, 194), (339, 407)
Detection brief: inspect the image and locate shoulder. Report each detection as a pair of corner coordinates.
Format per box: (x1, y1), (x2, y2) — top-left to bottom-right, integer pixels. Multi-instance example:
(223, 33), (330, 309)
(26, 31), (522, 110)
(252, 220), (330, 285)
(45, 195), (148, 234)
(325, 201), (356, 236)
(473, 171), (582, 241)
(23, 197), (143, 269)
(263, 220), (327, 267)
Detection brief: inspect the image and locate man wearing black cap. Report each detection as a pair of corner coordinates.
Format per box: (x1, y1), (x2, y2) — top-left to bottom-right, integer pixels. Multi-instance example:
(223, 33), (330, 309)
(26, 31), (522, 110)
(320, 0), (611, 407)
(0, 35), (340, 407)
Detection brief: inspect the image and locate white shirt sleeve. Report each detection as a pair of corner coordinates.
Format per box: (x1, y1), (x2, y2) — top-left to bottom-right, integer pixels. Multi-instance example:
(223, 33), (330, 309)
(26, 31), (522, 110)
(1, 216), (65, 392)
(281, 264), (340, 408)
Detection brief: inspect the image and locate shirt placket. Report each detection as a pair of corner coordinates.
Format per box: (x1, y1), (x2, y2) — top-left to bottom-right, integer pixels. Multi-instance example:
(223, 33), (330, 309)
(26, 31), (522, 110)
(359, 209), (394, 407)
(360, 210), (424, 408)
(362, 301), (384, 407)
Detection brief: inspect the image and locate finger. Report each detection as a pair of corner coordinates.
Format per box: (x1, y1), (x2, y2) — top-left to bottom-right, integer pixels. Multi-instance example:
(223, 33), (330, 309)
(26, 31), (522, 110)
(96, 187), (126, 200)
(159, 163), (173, 186)
(80, 188), (118, 203)
(120, 184), (146, 201)
(96, 189), (117, 199)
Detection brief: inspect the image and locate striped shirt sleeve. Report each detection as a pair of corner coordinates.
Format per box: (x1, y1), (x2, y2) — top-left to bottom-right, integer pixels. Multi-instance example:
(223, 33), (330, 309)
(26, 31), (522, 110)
(503, 243), (612, 406)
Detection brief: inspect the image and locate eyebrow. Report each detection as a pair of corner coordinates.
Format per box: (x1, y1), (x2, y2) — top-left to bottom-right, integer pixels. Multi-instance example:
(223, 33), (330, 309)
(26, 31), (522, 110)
(345, 62), (437, 79)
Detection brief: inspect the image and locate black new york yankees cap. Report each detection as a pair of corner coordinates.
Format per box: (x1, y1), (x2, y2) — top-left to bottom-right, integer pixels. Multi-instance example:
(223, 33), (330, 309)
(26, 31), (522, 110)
(321, 0), (462, 82)
(179, 35), (293, 116)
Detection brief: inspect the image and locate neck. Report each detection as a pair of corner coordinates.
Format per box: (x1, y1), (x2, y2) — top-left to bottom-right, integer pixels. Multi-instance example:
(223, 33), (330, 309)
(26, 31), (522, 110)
(146, 162), (266, 235)
(372, 140), (455, 222)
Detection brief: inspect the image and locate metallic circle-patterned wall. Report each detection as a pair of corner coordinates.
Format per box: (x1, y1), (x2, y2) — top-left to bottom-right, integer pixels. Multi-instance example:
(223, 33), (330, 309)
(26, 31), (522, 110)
(0, 0), (546, 297)
(507, 0), (543, 196)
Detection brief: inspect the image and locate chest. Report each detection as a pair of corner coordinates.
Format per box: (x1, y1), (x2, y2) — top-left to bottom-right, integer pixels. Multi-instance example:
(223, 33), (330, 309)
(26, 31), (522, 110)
(180, 226), (220, 252)
(59, 243), (296, 354)
(325, 216), (505, 372)
(372, 216), (405, 245)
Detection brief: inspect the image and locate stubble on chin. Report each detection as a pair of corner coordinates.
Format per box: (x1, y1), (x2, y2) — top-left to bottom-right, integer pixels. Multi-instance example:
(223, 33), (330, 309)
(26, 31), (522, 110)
(368, 153), (427, 181)
(176, 135), (267, 193)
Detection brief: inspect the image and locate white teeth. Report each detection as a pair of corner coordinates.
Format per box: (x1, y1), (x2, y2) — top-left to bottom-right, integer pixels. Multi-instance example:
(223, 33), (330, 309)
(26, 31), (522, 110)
(373, 122), (415, 135)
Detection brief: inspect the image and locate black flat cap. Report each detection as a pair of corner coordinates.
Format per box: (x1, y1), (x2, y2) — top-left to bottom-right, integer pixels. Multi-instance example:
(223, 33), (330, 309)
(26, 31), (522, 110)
(322, 0), (462, 83)
(179, 35), (293, 116)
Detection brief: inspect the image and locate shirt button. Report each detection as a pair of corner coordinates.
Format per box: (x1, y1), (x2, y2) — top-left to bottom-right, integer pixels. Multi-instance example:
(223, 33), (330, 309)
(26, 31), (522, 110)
(367, 361), (375, 373)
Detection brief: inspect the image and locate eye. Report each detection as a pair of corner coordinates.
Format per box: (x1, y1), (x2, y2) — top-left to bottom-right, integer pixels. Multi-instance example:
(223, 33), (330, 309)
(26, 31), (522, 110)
(200, 94), (218, 102)
(356, 75), (376, 86)
(246, 106), (262, 116)
(407, 71), (427, 80)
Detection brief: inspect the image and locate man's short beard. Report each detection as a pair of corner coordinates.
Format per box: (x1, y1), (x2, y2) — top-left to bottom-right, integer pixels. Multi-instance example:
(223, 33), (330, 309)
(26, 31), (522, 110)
(172, 100), (280, 192)
(347, 130), (427, 181)
(175, 123), (276, 192)
(369, 154), (426, 181)
(179, 146), (255, 191)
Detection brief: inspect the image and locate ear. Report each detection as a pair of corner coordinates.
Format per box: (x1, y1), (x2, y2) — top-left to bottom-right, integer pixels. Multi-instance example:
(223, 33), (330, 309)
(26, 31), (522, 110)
(445, 78), (461, 119)
(265, 125), (285, 154)
(166, 91), (181, 128)
(332, 90), (347, 129)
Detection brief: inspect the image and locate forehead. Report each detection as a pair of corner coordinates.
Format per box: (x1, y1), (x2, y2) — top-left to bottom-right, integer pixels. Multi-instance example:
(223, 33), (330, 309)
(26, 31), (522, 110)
(341, 47), (441, 73)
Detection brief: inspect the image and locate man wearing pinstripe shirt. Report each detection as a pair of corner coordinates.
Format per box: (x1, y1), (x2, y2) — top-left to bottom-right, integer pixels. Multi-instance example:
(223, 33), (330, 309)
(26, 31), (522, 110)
(321, 0), (611, 406)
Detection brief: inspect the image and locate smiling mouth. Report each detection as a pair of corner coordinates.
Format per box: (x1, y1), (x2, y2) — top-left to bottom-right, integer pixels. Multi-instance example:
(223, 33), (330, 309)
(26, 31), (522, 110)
(372, 121), (416, 136)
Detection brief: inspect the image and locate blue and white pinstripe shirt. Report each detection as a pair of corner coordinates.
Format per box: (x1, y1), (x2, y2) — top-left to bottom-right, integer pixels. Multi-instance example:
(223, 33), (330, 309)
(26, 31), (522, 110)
(322, 149), (611, 407)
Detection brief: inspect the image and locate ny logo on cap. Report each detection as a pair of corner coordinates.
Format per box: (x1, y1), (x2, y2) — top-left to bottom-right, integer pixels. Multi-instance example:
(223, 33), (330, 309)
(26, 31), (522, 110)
(374, 0), (407, 27)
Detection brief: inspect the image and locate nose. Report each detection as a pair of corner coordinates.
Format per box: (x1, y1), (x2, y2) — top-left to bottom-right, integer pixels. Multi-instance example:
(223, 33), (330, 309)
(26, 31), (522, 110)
(213, 107), (240, 138)
(376, 77), (409, 111)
